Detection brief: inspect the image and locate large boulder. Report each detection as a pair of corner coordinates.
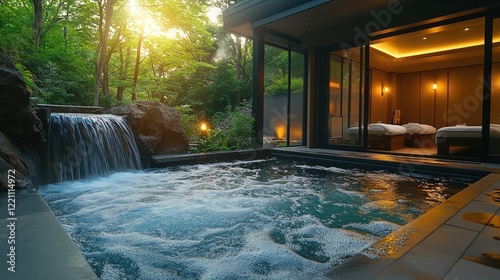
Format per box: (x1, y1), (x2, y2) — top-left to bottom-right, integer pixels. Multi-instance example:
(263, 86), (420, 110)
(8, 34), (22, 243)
(0, 53), (30, 116)
(0, 53), (44, 191)
(108, 102), (189, 166)
(0, 53), (45, 140)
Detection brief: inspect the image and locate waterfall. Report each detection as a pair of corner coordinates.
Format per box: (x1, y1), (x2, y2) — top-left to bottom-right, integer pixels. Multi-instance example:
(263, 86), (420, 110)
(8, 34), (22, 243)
(46, 113), (141, 182)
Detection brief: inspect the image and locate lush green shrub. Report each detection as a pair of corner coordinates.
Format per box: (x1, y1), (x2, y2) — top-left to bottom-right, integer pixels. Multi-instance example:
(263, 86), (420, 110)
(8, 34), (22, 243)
(15, 63), (36, 93)
(194, 104), (254, 152)
(176, 105), (205, 142)
(99, 94), (126, 109)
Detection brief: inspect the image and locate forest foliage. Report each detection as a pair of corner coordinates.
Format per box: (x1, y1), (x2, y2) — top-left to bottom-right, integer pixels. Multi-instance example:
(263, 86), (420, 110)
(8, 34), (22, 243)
(0, 0), (299, 151)
(1, 0), (248, 108)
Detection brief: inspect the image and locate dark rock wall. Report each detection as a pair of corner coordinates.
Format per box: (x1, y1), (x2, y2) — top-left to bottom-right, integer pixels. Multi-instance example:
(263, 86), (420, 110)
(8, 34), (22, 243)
(0, 53), (45, 191)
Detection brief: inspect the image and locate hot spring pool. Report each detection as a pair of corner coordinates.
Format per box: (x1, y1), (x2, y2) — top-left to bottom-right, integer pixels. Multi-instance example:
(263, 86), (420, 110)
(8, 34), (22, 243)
(38, 159), (473, 279)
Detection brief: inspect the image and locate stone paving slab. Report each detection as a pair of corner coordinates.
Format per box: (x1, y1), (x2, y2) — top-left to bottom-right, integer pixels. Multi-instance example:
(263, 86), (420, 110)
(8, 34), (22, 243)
(0, 189), (97, 280)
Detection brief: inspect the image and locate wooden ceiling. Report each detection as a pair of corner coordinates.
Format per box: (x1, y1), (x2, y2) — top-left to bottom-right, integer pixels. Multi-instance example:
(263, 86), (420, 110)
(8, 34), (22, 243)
(370, 18), (500, 73)
(224, 0), (500, 73)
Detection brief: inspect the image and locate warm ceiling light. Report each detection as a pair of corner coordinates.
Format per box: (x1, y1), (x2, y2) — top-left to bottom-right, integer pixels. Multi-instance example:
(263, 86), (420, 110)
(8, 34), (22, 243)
(464, 28), (470, 31)
(370, 18), (497, 59)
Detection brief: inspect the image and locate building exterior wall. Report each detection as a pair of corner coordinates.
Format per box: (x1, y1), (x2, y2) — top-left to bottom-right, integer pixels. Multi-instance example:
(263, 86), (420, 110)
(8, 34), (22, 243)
(224, 0), (500, 160)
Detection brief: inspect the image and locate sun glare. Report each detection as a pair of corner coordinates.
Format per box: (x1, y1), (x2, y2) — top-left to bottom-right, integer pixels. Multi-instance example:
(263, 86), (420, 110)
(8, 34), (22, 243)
(127, 0), (187, 39)
(141, 17), (161, 34)
(127, 0), (159, 33)
(206, 7), (221, 25)
(127, 0), (141, 17)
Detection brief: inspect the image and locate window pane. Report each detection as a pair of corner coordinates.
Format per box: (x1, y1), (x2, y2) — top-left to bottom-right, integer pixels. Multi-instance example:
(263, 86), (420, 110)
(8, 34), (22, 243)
(290, 51), (304, 146)
(328, 47), (364, 146)
(350, 61), (361, 128)
(263, 45), (288, 146)
(329, 55), (342, 142)
(490, 17), (500, 156)
(263, 45), (305, 147)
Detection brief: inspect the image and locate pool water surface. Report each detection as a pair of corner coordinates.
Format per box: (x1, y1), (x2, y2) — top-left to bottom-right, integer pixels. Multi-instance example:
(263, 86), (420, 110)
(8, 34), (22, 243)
(38, 159), (473, 279)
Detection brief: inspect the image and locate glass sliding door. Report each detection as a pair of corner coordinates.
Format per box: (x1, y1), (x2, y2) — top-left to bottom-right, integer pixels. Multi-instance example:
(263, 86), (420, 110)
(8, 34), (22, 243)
(289, 50), (305, 146)
(263, 42), (305, 147)
(489, 16), (500, 158)
(264, 45), (288, 146)
(326, 47), (365, 147)
(350, 61), (362, 133)
(328, 55), (342, 141)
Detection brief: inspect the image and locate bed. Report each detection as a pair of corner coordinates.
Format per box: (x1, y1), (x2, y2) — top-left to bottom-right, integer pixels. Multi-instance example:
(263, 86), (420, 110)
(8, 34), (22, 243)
(347, 123), (407, 150)
(436, 124), (500, 155)
(402, 123), (437, 148)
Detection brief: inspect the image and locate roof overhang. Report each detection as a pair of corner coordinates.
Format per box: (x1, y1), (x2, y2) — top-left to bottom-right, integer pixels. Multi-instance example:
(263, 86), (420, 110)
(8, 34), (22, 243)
(223, 0), (330, 39)
(223, 0), (499, 49)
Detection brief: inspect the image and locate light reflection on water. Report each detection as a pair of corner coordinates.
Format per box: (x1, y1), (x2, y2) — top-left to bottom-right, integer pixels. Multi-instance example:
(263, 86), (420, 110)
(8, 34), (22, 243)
(38, 159), (473, 280)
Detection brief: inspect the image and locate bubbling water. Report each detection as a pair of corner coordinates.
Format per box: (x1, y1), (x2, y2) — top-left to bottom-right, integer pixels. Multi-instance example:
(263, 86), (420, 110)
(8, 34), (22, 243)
(39, 159), (472, 279)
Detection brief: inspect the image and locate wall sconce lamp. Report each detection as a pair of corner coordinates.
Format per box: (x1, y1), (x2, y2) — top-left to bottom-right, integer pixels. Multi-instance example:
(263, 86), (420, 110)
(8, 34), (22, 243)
(433, 82), (437, 92)
(381, 84), (388, 96)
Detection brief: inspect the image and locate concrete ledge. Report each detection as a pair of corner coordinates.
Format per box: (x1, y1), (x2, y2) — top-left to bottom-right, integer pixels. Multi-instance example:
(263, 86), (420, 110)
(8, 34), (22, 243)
(151, 149), (273, 167)
(270, 147), (491, 179)
(0, 189), (98, 280)
(36, 104), (104, 114)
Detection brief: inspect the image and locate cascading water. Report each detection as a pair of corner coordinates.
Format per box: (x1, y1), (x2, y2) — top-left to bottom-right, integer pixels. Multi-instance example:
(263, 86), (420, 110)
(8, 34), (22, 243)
(45, 113), (141, 182)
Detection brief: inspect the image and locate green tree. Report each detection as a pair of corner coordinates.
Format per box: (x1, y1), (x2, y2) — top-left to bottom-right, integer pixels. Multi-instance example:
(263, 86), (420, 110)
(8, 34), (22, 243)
(1, 0), (255, 114)
(0, 1), (36, 59)
(264, 45), (304, 96)
(93, 0), (119, 105)
(0, 0), (96, 105)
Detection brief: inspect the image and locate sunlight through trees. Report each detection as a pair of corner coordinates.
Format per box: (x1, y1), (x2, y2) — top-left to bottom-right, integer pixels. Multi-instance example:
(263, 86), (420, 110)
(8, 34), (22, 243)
(0, 0), (251, 114)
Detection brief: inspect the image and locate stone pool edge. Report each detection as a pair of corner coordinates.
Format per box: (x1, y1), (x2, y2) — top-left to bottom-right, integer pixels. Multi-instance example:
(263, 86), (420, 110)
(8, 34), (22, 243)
(0, 189), (98, 280)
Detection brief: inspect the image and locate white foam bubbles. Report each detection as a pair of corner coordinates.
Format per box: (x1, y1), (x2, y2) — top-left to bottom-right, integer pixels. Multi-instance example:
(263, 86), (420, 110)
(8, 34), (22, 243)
(38, 159), (468, 279)
(294, 164), (349, 174)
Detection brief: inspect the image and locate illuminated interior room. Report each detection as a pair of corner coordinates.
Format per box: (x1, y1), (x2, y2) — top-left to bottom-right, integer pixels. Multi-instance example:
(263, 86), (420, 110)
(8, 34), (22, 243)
(224, 0), (500, 162)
